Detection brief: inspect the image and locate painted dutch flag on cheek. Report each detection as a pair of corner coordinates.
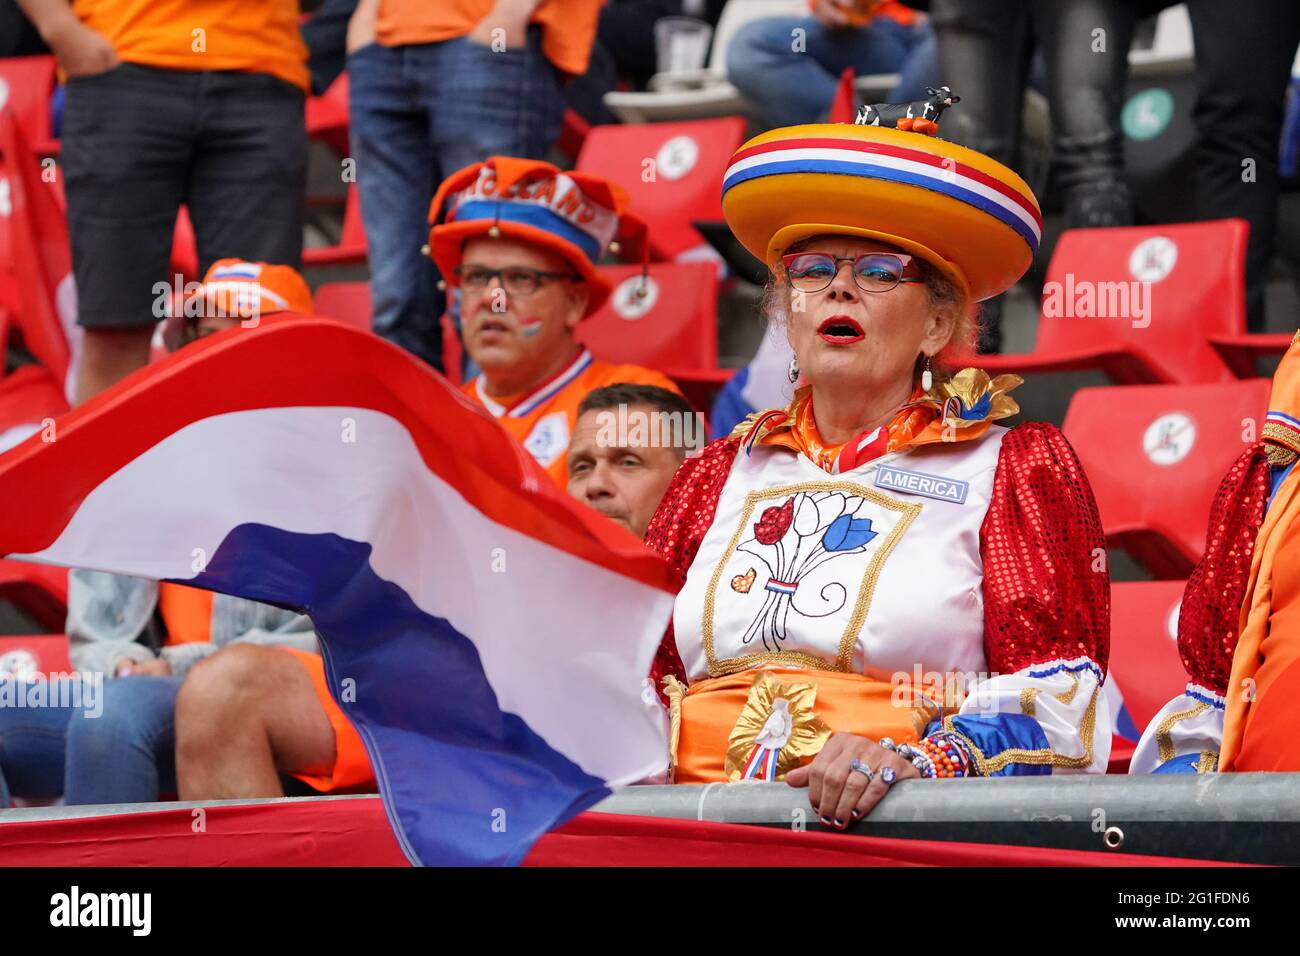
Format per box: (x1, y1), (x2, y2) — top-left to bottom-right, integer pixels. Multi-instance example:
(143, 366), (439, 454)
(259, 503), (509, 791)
(0, 318), (675, 866)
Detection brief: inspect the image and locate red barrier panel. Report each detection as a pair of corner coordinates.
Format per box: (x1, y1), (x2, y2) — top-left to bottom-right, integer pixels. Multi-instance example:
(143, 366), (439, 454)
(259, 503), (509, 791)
(0, 797), (1241, 867)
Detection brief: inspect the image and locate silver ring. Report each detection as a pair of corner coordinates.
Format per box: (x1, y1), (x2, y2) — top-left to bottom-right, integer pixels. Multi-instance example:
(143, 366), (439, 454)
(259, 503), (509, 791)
(849, 757), (875, 781)
(880, 766), (898, 786)
(879, 737), (897, 752)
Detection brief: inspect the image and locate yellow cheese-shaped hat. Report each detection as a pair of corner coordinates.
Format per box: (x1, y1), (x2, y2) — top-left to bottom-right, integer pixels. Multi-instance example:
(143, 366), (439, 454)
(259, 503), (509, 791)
(721, 124), (1042, 302)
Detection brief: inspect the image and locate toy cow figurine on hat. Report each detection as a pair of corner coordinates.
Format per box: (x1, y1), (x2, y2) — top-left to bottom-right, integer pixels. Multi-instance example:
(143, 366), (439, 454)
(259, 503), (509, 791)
(854, 86), (961, 136)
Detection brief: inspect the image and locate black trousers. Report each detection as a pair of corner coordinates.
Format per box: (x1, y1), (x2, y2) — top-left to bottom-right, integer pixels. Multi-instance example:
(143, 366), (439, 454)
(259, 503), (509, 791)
(1186, 0), (1300, 331)
(929, 0), (1138, 352)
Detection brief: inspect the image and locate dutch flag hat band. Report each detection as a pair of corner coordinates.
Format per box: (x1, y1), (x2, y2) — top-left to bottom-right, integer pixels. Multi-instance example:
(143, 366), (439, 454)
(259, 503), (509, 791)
(721, 124), (1043, 302)
(427, 156), (635, 317)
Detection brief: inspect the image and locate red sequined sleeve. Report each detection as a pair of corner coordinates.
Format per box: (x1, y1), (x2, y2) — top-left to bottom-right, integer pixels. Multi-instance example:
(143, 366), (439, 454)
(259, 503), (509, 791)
(979, 422), (1110, 676)
(642, 436), (741, 695)
(1175, 444), (1270, 695)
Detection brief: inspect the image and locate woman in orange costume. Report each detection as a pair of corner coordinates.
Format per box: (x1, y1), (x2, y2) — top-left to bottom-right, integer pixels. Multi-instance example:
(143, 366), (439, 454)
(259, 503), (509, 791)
(1131, 333), (1300, 773)
(643, 118), (1113, 829)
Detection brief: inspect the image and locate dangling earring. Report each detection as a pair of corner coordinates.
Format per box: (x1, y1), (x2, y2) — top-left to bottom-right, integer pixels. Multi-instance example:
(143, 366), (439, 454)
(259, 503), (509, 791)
(788, 355), (800, 384)
(921, 355), (933, 392)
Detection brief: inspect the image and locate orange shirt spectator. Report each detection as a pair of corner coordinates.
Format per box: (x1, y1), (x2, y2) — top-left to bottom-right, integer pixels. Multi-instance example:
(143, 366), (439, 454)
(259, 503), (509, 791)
(461, 352), (680, 488)
(72, 0), (309, 91)
(376, 0), (602, 76)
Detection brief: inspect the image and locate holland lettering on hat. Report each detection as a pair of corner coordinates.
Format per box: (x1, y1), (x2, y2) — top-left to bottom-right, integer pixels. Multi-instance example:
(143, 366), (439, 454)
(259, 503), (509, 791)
(449, 166), (618, 258)
(873, 465), (969, 504)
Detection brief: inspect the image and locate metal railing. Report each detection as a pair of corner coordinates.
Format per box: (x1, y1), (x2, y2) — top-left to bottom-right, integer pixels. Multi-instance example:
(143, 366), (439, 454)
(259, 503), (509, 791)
(3, 773), (1297, 864)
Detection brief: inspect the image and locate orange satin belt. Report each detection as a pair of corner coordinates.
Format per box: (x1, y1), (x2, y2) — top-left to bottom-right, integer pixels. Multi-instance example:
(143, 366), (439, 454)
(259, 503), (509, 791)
(671, 667), (926, 784)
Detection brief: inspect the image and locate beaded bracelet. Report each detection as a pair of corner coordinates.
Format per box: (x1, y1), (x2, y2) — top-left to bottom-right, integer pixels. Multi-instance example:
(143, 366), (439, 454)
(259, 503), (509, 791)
(928, 729), (978, 776)
(917, 735), (968, 778)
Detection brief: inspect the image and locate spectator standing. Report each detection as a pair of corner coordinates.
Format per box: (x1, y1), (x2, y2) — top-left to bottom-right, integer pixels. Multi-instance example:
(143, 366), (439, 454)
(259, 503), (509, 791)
(928, 0), (1137, 352)
(1183, 0), (1300, 332)
(726, 0), (939, 130)
(17, 0), (309, 403)
(346, 0), (601, 372)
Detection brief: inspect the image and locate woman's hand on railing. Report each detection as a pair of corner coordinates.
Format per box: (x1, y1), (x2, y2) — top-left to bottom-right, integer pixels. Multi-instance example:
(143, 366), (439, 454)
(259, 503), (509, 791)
(786, 732), (919, 830)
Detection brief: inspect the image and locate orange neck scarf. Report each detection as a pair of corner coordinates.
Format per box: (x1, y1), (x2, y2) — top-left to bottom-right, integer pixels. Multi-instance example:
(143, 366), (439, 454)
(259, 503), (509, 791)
(742, 368), (1023, 475)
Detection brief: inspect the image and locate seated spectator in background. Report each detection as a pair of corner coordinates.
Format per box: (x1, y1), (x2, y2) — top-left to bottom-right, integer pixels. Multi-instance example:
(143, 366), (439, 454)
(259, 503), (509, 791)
(567, 383), (705, 538)
(0, 262), (345, 807)
(18, 0), (308, 405)
(1131, 332), (1300, 775)
(428, 156), (680, 487)
(346, 0), (602, 371)
(565, 0), (728, 126)
(726, 0), (938, 130)
(180, 259), (315, 343)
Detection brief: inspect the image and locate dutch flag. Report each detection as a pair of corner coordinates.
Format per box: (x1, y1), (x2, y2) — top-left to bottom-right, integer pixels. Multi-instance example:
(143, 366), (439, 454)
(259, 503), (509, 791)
(0, 318), (675, 865)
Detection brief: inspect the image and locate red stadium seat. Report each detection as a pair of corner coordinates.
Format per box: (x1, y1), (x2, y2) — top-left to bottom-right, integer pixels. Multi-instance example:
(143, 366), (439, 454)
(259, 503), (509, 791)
(0, 634), (72, 676)
(1209, 331), (1296, 378)
(575, 117), (747, 261)
(303, 184), (367, 267)
(0, 363), (68, 449)
(0, 56), (59, 155)
(577, 262), (719, 369)
(1108, 580), (1193, 741)
(575, 261), (729, 410)
(1062, 378), (1270, 578)
(554, 108), (590, 165)
(313, 281), (372, 332)
(0, 560), (69, 634)
(306, 72), (349, 157)
(962, 219), (1247, 385)
(171, 205), (199, 282)
(0, 110), (73, 384)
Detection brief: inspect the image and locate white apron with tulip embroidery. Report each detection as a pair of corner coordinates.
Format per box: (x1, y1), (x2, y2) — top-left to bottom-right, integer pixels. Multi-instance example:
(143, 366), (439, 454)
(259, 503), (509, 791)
(673, 426), (1007, 683)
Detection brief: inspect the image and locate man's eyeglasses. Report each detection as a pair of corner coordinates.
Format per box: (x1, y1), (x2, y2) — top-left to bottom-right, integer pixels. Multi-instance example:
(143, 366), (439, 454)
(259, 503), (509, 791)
(455, 265), (581, 296)
(780, 252), (925, 294)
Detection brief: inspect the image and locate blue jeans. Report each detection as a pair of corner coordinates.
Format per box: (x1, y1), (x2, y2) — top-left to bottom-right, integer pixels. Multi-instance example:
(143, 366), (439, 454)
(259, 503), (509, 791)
(726, 16), (939, 129)
(0, 676), (180, 807)
(347, 32), (565, 372)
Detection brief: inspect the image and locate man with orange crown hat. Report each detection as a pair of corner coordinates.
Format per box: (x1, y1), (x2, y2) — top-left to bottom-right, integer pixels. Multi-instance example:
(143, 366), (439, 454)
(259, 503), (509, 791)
(641, 108), (1114, 828)
(427, 156), (680, 489)
(1131, 332), (1300, 774)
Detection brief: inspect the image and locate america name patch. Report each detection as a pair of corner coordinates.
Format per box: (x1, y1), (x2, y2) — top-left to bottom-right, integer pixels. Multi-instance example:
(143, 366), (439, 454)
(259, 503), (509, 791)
(873, 465), (968, 504)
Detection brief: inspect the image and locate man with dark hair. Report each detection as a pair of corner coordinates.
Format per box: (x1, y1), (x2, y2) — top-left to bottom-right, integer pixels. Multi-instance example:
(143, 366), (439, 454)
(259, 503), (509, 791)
(567, 383), (704, 539)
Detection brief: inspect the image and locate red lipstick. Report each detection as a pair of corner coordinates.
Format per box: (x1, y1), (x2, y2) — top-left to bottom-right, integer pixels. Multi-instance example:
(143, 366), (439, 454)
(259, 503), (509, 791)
(817, 315), (865, 345)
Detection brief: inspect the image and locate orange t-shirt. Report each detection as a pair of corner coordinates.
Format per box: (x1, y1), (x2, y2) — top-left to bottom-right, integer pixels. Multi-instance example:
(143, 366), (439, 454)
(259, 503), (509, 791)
(157, 582), (215, 646)
(376, 0), (602, 76)
(73, 0), (310, 93)
(805, 0), (917, 27)
(462, 348), (680, 488)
